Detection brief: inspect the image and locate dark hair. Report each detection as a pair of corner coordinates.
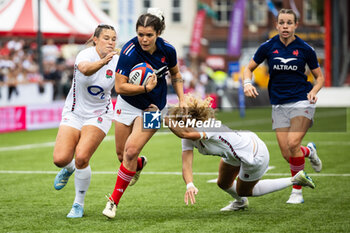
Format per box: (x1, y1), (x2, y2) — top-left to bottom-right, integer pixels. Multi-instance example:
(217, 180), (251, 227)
(85, 24), (116, 46)
(136, 13), (165, 35)
(277, 9), (298, 24)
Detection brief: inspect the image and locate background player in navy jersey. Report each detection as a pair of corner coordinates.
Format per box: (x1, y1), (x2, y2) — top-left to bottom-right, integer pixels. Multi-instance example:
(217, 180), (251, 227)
(52, 24), (118, 218)
(243, 9), (324, 204)
(164, 94), (315, 211)
(102, 8), (186, 218)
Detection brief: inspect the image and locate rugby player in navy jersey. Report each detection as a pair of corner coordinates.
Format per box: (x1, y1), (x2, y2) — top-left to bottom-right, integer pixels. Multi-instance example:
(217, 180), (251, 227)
(243, 9), (324, 204)
(102, 8), (186, 218)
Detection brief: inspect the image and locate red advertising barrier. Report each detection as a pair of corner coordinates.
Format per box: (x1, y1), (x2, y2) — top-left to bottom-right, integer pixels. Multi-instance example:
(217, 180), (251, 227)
(0, 106), (26, 133)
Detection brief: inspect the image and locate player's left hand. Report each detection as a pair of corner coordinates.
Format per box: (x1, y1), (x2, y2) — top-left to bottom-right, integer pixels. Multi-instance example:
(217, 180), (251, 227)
(184, 185), (198, 205)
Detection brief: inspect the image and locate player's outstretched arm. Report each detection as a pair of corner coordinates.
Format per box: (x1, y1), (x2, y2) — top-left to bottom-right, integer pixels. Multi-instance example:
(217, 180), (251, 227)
(182, 150), (198, 205)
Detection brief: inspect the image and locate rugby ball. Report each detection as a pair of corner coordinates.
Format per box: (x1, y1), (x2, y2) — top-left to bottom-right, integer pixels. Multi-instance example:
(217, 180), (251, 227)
(128, 63), (154, 86)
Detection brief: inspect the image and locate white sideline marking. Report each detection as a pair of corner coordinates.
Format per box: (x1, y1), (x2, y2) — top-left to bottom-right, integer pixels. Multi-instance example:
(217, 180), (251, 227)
(0, 170), (349, 177)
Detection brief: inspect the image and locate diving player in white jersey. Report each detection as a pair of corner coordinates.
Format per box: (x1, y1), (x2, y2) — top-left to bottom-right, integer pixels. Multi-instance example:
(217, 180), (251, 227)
(164, 94), (315, 211)
(243, 9), (324, 204)
(52, 24), (119, 218)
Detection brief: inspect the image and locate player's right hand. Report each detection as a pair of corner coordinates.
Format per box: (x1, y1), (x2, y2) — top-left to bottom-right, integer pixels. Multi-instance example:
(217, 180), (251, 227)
(184, 186), (198, 205)
(103, 51), (118, 65)
(244, 83), (259, 98)
(145, 73), (157, 91)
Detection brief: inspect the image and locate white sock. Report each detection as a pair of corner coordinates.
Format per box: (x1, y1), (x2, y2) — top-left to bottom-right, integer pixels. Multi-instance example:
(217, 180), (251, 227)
(252, 178), (292, 197)
(64, 159), (75, 173)
(291, 188), (302, 194)
(223, 180), (243, 202)
(73, 165), (91, 206)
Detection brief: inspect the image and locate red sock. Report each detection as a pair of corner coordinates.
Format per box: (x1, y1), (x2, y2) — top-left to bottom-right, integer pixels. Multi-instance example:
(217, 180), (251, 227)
(289, 156), (305, 189)
(300, 146), (310, 157)
(136, 157), (143, 171)
(110, 163), (136, 205)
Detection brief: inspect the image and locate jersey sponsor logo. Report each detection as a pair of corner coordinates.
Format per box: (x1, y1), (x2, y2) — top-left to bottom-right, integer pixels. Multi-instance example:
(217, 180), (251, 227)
(106, 69), (113, 79)
(273, 49), (279, 54)
(273, 64), (298, 71)
(116, 109), (122, 115)
(87, 85), (105, 99)
(143, 111), (161, 129)
(273, 57), (297, 64)
(97, 117), (103, 123)
(273, 57), (298, 71)
(293, 50), (299, 56)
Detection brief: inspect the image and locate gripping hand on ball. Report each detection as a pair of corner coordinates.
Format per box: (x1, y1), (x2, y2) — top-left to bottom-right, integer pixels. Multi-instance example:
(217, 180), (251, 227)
(145, 73), (157, 92)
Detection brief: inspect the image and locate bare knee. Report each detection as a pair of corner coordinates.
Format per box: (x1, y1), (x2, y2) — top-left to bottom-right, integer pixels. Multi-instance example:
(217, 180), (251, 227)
(288, 139), (301, 155)
(124, 146), (140, 162)
(53, 153), (72, 168)
(75, 155), (89, 169)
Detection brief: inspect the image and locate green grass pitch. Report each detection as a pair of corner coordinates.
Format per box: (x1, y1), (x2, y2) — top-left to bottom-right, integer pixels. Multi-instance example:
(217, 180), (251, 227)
(0, 108), (349, 233)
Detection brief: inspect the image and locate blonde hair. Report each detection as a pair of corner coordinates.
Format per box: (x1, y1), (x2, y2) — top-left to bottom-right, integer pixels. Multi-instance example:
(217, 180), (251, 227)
(167, 94), (215, 122)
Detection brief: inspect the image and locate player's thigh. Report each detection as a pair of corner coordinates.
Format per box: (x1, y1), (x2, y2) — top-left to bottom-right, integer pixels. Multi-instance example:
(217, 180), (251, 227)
(75, 125), (106, 167)
(124, 116), (157, 157)
(114, 120), (132, 158)
(217, 159), (240, 189)
(287, 116), (310, 148)
(53, 125), (80, 165)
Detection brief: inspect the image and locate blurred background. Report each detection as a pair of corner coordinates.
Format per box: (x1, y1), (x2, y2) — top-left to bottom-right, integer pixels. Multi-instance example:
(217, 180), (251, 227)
(0, 0), (349, 133)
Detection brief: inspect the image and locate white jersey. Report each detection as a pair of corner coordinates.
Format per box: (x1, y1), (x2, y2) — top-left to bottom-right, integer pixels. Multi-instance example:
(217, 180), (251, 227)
(181, 125), (261, 166)
(63, 47), (119, 117)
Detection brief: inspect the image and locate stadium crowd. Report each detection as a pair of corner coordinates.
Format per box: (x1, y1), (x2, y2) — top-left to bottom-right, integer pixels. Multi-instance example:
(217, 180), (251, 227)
(0, 38), (74, 101)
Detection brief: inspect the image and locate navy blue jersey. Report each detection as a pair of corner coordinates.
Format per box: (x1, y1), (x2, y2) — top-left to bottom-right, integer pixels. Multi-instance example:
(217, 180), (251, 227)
(253, 35), (319, 104)
(116, 37), (177, 110)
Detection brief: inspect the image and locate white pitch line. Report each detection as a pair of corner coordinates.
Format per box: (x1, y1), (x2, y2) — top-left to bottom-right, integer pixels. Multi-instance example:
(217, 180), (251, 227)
(0, 132), (172, 152)
(0, 170), (349, 177)
(1, 137), (349, 152)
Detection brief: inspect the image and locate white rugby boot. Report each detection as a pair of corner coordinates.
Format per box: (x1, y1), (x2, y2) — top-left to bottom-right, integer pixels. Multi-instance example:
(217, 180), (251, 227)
(220, 197), (249, 211)
(102, 195), (117, 219)
(307, 142), (322, 172)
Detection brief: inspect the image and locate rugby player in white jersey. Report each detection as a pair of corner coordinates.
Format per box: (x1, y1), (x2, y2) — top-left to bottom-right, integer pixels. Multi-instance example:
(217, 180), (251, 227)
(164, 94), (315, 211)
(52, 24), (119, 218)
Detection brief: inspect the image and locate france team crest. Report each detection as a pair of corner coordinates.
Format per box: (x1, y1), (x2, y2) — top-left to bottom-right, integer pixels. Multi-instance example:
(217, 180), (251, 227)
(143, 111), (161, 129)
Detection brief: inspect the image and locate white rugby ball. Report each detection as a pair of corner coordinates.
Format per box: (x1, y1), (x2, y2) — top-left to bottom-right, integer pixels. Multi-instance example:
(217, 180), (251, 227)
(128, 62), (154, 86)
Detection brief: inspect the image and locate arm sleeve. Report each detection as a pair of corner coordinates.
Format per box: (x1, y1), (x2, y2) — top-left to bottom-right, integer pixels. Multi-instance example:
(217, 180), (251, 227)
(305, 46), (320, 70)
(75, 49), (93, 66)
(182, 138), (194, 151)
(252, 43), (268, 65)
(115, 44), (135, 77)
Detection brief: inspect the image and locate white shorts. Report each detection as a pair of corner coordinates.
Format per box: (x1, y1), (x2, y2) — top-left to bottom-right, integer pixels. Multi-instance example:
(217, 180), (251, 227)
(113, 95), (143, 126)
(60, 111), (113, 135)
(113, 95), (167, 126)
(272, 100), (315, 130)
(223, 135), (269, 182)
